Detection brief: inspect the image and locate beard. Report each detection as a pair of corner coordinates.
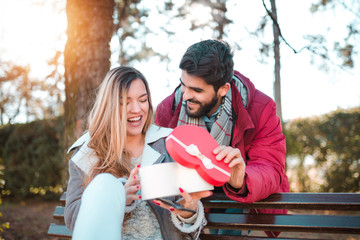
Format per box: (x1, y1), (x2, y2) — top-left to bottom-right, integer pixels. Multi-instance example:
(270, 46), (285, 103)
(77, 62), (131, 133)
(185, 95), (219, 118)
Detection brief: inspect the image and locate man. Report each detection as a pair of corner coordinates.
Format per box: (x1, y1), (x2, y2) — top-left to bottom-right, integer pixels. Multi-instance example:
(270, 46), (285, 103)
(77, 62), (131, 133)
(155, 39), (289, 237)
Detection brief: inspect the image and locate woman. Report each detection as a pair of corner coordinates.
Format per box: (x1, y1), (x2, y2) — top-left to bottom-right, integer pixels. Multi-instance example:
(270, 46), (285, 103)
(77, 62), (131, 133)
(64, 66), (212, 240)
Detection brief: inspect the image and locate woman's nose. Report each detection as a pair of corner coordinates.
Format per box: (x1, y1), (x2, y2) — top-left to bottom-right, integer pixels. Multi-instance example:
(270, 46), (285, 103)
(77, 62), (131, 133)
(128, 101), (141, 113)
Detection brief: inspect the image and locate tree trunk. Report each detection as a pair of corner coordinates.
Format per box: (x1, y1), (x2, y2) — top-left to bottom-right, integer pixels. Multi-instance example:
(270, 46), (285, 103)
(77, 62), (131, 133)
(270, 0), (283, 122)
(63, 0), (115, 184)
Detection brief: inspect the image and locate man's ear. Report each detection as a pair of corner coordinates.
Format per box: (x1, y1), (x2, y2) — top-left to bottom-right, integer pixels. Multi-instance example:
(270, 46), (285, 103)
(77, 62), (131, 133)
(218, 83), (230, 97)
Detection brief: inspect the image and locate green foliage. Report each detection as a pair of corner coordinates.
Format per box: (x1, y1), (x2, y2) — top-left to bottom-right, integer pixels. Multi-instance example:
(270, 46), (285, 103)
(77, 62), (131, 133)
(0, 158), (10, 236)
(0, 124), (14, 158)
(0, 116), (64, 200)
(285, 107), (360, 192)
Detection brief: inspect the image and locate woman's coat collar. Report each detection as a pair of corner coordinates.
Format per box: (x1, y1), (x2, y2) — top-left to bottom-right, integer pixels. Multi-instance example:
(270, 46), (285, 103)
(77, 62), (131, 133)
(68, 124), (173, 175)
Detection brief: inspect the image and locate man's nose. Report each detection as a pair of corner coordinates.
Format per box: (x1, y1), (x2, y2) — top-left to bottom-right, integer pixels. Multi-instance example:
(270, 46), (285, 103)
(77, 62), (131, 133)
(182, 87), (191, 101)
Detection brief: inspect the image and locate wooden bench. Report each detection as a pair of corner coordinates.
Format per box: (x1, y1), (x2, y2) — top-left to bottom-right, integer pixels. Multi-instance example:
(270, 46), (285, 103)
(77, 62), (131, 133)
(48, 192), (360, 239)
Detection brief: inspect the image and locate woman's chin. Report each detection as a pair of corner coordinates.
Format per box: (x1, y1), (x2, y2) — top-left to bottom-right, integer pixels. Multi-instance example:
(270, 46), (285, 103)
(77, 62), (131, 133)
(127, 122), (144, 136)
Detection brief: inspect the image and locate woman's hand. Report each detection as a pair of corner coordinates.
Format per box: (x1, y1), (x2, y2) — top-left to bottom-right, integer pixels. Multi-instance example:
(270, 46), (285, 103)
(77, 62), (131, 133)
(124, 165), (142, 206)
(213, 145), (246, 189)
(153, 188), (212, 218)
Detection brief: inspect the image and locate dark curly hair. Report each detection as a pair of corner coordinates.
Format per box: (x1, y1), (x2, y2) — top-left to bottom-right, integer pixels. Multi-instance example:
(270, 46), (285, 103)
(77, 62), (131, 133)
(179, 40), (234, 92)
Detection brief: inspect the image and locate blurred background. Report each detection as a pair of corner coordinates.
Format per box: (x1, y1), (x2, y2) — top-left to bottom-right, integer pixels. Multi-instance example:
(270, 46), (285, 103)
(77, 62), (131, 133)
(0, 0), (359, 239)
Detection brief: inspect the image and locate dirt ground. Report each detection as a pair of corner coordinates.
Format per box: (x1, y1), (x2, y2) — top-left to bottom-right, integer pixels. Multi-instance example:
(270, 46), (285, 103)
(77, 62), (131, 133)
(0, 200), (359, 240)
(0, 199), (58, 240)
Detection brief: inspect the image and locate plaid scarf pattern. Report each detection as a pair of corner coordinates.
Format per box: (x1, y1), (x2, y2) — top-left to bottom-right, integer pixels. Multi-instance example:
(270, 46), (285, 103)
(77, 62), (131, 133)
(175, 75), (247, 146)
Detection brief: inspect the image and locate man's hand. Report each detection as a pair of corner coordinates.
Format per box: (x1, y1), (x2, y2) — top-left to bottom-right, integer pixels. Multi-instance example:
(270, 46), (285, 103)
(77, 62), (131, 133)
(213, 146), (246, 189)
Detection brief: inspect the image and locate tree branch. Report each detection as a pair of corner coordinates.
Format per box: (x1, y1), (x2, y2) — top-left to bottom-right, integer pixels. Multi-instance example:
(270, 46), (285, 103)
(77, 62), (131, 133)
(340, 1), (360, 19)
(262, 0), (297, 54)
(261, 0), (354, 74)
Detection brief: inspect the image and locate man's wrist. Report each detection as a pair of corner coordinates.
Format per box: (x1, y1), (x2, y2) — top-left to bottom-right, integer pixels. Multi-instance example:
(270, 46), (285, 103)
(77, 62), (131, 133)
(226, 176), (248, 196)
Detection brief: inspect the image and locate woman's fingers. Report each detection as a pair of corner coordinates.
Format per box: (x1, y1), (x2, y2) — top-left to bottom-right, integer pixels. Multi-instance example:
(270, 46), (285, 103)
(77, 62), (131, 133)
(125, 164), (140, 188)
(125, 184), (141, 194)
(152, 189), (213, 218)
(189, 190), (213, 201)
(151, 199), (190, 217)
(125, 183), (141, 205)
(178, 189), (213, 218)
(151, 200), (176, 212)
(178, 188), (211, 205)
(179, 187), (193, 204)
(125, 165), (141, 205)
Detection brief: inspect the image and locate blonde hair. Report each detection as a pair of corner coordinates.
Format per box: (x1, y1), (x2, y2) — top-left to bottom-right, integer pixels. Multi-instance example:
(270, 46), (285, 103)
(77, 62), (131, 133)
(86, 66), (153, 183)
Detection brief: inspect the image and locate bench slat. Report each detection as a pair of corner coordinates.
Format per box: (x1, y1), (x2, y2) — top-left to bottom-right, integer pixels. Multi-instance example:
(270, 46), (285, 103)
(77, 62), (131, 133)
(47, 223), (300, 240)
(48, 223), (71, 238)
(53, 206), (360, 234)
(205, 213), (360, 234)
(53, 206), (65, 219)
(203, 192), (360, 210)
(199, 235), (310, 240)
(59, 192), (360, 210)
(60, 192), (66, 204)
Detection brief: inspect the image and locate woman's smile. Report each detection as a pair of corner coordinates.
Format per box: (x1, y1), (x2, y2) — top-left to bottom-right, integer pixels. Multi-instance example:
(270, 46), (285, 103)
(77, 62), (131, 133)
(127, 115), (143, 127)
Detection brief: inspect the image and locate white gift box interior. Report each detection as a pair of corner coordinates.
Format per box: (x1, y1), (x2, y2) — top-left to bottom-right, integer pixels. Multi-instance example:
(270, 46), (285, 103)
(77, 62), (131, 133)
(139, 162), (214, 200)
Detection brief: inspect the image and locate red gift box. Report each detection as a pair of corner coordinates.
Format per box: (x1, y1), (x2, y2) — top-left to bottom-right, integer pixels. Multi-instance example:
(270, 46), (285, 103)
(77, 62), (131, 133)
(165, 125), (231, 186)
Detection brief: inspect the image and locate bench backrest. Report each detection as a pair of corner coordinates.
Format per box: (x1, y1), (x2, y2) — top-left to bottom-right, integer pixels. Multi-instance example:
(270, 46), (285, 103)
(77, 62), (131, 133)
(49, 192), (360, 239)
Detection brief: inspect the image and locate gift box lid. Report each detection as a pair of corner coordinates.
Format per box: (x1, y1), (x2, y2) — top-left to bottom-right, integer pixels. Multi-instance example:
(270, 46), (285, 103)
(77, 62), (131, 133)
(165, 125), (231, 186)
